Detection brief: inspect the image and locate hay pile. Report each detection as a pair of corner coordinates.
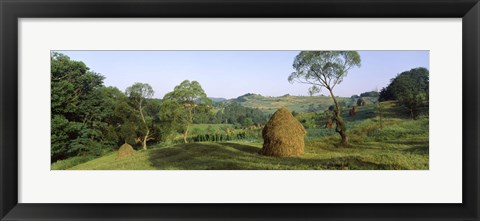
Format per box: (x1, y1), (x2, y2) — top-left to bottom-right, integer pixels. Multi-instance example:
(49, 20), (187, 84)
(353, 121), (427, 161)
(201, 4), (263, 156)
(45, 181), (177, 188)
(349, 106), (357, 116)
(260, 107), (306, 157)
(325, 118), (333, 128)
(117, 143), (135, 160)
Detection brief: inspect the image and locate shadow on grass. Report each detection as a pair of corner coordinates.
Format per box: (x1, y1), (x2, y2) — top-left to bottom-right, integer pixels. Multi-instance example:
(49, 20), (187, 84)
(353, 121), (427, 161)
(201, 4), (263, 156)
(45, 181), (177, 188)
(220, 142), (261, 154)
(147, 142), (411, 170)
(383, 140), (428, 145)
(380, 140), (429, 155)
(403, 146), (429, 155)
(316, 156), (408, 170)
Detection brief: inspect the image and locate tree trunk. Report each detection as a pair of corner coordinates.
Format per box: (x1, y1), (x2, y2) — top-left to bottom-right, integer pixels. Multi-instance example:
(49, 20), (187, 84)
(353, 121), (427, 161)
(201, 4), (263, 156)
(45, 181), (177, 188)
(339, 130), (348, 146)
(183, 126), (189, 143)
(378, 101), (383, 128)
(142, 129), (150, 150)
(139, 101), (150, 150)
(183, 108), (193, 144)
(328, 88), (349, 146)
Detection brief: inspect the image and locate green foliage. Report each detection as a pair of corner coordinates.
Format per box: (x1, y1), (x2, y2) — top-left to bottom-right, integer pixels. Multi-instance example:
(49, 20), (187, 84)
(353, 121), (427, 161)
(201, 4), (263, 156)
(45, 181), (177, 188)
(125, 82), (156, 149)
(51, 52), (105, 116)
(380, 67), (429, 118)
(360, 91), (379, 97)
(164, 80), (211, 106)
(357, 97), (366, 106)
(51, 53), (113, 162)
(215, 102), (268, 127)
(288, 51), (361, 91)
(159, 100), (188, 138)
(51, 53), (158, 162)
(295, 112), (318, 129)
(162, 80), (212, 143)
(125, 82), (154, 101)
(379, 86), (395, 101)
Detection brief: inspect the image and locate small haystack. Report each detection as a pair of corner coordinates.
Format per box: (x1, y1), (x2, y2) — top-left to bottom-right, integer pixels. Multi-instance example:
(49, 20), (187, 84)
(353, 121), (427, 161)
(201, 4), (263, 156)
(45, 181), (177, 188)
(349, 106), (357, 116)
(117, 143), (135, 160)
(325, 118), (334, 128)
(261, 107), (306, 157)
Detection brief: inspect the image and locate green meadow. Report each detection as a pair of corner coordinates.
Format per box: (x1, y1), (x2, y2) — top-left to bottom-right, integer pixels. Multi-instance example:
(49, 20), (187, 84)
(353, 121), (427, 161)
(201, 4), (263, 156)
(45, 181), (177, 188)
(54, 101), (428, 170)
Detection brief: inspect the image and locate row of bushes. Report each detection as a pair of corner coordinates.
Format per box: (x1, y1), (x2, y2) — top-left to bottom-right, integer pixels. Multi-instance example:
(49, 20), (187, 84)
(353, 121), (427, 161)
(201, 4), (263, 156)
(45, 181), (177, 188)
(174, 130), (262, 143)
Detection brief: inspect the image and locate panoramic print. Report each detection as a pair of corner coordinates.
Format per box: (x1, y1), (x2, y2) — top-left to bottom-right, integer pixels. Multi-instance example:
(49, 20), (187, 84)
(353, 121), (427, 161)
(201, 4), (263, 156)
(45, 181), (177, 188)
(51, 50), (429, 170)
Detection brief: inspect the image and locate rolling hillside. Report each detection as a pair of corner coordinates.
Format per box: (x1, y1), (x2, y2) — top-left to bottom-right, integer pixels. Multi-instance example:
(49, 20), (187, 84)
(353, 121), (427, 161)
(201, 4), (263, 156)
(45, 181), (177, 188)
(57, 101), (429, 170)
(220, 93), (359, 114)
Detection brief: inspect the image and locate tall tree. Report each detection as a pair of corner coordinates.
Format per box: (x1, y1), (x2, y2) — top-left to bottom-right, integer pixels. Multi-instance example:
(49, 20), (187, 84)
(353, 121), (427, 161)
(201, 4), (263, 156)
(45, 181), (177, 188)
(163, 80), (211, 143)
(159, 99), (189, 142)
(288, 51), (361, 146)
(389, 67), (429, 119)
(51, 52), (106, 161)
(125, 83), (155, 150)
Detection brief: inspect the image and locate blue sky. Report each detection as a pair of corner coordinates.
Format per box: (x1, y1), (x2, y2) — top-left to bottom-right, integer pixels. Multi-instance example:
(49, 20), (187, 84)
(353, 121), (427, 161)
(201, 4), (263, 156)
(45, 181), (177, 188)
(54, 50), (429, 99)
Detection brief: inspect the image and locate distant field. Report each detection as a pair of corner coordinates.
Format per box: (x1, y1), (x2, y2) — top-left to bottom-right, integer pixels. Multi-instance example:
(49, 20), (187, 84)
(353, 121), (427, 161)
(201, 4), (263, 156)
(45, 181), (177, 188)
(234, 94), (354, 114)
(62, 101), (429, 170)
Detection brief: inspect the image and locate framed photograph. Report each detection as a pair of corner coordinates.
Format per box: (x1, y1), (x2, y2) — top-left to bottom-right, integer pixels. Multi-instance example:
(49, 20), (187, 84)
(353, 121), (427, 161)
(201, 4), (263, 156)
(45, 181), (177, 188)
(1, 0), (479, 220)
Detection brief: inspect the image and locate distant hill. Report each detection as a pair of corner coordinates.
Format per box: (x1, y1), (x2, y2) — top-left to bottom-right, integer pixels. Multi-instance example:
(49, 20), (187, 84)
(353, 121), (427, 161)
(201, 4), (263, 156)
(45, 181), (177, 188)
(209, 97), (227, 102)
(221, 93), (356, 114)
(234, 93), (262, 102)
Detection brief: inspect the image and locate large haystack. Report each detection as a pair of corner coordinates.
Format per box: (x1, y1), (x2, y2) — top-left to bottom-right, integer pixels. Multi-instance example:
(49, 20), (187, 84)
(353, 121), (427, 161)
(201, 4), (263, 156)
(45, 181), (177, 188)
(117, 143), (135, 160)
(261, 107), (306, 157)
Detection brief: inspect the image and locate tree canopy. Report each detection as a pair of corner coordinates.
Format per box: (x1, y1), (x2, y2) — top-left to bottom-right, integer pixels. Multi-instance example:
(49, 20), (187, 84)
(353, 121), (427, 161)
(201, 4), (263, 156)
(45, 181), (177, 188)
(162, 80), (212, 143)
(389, 67), (429, 118)
(288, 51), (361, 94)
(51, 53), (110, 161)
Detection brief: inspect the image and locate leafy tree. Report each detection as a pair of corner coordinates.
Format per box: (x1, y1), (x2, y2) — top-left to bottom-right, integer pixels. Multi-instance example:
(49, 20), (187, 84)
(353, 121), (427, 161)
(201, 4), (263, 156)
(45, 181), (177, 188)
(163, 80), (212, 143)
(51, 53), (107, 161)
(379, 86), (395, 101)
(125, 83), (155, 150)
(51, 52), (105, 117)
(242, 117), (254, 127)
(144, 98), (163, 142)
(288, 51), (361, 146)
(219, 102), (268, 126)
(389, 67), (429, 119)
(159, 99), (188, 142)
(192, 103), (215, 124)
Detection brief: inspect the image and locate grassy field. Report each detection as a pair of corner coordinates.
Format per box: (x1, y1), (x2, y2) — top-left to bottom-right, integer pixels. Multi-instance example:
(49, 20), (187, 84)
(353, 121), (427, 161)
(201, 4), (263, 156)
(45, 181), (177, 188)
(63, 101), (429, 170)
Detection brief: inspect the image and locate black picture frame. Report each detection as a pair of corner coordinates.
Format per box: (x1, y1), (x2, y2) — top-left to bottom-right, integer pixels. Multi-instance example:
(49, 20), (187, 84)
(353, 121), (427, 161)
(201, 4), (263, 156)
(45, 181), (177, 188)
(1, 0), (479, 220)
